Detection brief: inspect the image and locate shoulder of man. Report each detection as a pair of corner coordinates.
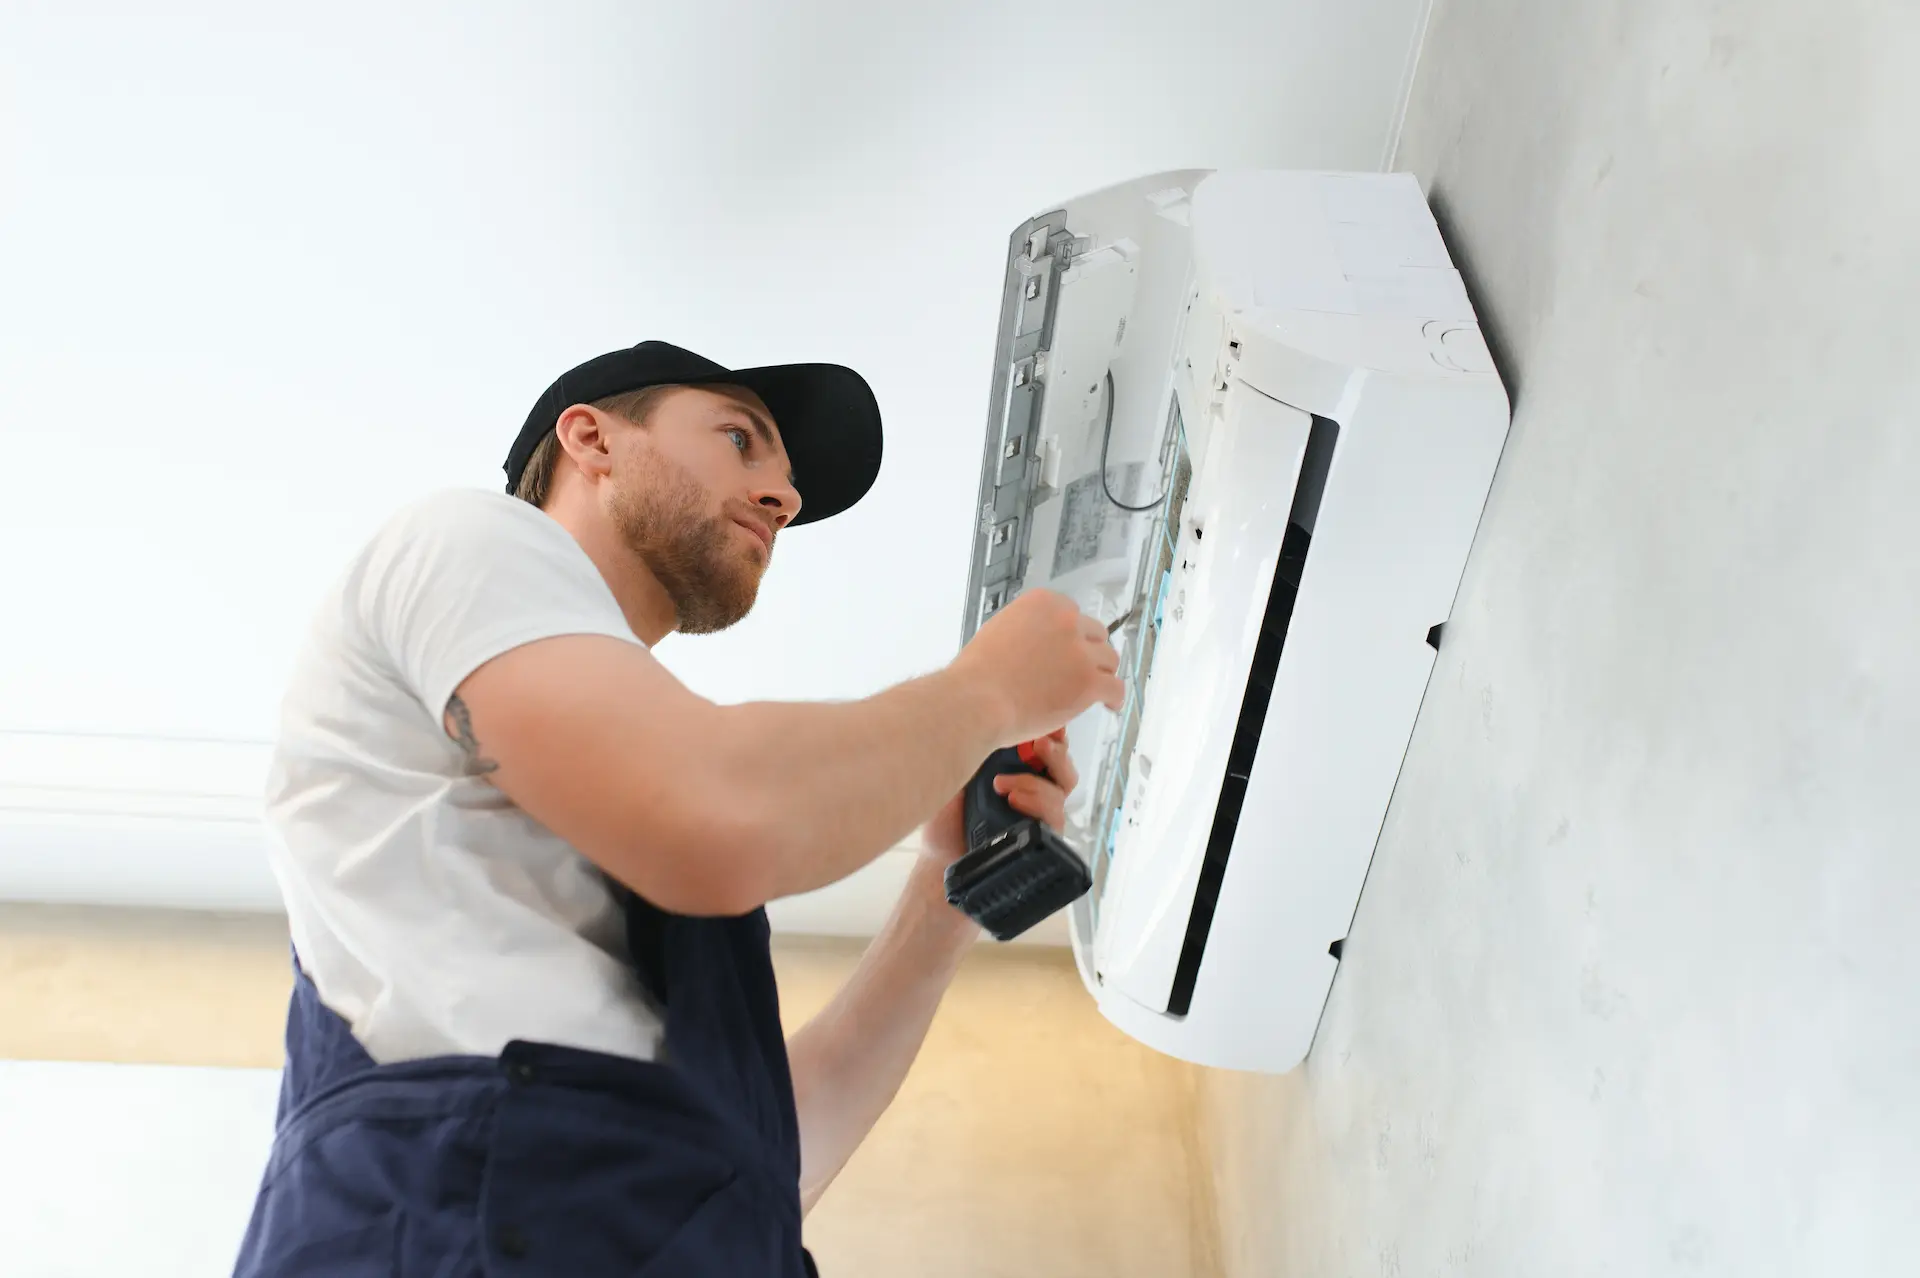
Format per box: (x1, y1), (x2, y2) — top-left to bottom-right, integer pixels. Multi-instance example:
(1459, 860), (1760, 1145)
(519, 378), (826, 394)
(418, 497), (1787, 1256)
(340, 488), (638, 719)
(350, 487), (581, 577)
(378, 486), (555, 540)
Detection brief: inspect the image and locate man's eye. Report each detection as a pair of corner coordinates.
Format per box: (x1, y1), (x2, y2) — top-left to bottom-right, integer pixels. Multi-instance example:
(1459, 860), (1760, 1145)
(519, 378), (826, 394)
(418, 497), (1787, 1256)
(727, 428), (750, 451)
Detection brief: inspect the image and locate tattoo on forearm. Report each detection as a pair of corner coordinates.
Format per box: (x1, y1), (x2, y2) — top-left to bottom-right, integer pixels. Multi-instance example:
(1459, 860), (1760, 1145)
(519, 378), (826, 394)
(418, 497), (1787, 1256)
(444, 695), (499, 775)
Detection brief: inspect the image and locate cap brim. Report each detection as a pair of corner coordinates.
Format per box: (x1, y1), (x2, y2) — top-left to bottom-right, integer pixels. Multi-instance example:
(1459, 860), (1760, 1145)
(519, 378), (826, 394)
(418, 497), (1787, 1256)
(682, 362), (883, 528)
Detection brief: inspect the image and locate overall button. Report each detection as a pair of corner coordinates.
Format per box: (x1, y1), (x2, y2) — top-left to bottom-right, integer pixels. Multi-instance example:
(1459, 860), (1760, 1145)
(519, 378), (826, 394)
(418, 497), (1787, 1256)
(506, 1061), (537, 1085)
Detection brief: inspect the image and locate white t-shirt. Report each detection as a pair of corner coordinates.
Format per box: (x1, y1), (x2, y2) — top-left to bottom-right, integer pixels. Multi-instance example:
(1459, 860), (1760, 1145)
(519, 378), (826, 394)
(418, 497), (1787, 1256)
(264, 488), (666, 1064)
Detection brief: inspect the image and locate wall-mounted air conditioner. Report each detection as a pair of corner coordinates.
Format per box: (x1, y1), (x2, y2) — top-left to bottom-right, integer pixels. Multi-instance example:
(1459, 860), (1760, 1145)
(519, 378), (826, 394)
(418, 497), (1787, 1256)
(960, 169), (1512, 1073)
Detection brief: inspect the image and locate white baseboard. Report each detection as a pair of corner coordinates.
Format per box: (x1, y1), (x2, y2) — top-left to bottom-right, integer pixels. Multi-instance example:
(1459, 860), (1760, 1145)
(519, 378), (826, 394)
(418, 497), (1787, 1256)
(0, 730), (1069, 945)
(0, 730), (281, 911)
(0, 811), (284, 912)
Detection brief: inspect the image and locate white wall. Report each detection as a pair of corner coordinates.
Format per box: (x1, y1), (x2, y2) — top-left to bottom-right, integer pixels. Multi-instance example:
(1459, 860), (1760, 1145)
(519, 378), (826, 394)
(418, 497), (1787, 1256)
(0, 0), (1429, 913)
(0, 1062), (282, 1278)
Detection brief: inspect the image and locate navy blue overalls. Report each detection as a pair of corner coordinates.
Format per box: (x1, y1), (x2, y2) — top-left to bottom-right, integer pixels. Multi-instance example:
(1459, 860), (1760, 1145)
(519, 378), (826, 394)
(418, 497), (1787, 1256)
(233, 886), (818, 1276)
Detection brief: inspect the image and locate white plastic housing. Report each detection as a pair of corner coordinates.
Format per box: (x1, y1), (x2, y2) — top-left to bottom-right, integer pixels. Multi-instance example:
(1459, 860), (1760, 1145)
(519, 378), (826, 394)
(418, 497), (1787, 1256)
(964, 169), (1512, 1073)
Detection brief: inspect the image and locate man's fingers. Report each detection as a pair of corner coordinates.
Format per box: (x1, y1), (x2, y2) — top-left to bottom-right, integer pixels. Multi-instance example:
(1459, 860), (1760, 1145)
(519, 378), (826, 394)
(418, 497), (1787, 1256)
(1029, 734), (1079, 794)
(1078, 615), (1121, 671)
(993, 773), (1068, 832)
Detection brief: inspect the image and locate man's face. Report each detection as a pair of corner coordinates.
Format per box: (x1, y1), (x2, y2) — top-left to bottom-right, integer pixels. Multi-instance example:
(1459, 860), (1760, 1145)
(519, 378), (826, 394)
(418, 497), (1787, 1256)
(605, 385), (800, 635)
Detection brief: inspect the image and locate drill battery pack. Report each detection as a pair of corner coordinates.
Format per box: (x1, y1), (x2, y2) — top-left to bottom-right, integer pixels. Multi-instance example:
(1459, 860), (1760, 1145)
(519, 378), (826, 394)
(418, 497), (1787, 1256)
(944, 744), (1093, 941)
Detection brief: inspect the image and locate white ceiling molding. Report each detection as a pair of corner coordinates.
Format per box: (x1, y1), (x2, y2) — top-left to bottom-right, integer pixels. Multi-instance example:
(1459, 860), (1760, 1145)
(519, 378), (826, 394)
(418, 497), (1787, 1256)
(0, 730), (279, 909)
(0, 730), (1066, 944)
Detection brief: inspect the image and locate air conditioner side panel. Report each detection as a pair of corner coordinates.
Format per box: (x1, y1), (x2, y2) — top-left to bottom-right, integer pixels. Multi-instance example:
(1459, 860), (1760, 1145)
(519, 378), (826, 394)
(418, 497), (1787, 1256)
(1106, 372), (1512, 1073)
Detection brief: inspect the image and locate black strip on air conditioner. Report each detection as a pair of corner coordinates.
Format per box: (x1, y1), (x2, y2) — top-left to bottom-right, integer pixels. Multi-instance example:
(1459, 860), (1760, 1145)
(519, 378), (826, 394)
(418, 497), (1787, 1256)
(1166, 414), (1339, 1018)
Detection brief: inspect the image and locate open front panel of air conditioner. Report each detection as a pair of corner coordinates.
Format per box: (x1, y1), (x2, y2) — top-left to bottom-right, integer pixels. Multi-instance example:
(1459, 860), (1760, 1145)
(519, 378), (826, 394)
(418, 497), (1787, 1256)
(962, 170), (1511, 1073)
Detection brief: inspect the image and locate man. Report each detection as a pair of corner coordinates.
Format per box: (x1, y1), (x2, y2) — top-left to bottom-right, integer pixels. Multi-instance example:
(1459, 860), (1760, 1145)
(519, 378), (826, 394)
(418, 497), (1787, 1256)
(232, 340), (1125, 1276)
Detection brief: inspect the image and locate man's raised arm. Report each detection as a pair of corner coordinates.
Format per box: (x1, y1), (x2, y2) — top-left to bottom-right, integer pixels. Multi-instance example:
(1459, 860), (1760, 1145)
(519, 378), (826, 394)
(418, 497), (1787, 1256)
(445, 589), (1123, 915)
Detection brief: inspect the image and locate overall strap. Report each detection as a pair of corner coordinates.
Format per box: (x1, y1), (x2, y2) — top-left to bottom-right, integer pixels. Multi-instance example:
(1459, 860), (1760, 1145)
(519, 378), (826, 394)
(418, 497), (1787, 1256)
(618, 888), (804, 1179)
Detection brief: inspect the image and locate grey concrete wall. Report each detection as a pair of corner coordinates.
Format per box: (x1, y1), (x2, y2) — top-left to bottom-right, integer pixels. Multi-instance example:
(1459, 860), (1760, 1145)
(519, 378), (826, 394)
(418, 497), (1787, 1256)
(1198, 1), (1919, 1275)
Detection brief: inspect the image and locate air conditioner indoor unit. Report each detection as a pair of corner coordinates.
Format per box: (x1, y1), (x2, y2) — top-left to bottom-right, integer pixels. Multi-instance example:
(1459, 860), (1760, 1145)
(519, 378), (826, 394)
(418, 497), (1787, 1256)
(960, 169), (1512, 1073)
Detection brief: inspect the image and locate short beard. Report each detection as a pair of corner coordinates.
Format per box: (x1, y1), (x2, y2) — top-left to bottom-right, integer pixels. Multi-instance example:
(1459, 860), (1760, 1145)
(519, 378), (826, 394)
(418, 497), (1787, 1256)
(609, 448), (764, 635)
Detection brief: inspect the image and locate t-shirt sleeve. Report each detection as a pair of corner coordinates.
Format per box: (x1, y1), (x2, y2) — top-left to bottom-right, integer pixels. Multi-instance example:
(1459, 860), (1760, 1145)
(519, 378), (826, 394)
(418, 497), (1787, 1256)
(354, 489), (644, 724)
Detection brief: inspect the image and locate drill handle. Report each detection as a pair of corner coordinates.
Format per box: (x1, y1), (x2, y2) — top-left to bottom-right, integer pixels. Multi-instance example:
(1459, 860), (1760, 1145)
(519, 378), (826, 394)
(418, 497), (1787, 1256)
(962, 743), (1046, 855)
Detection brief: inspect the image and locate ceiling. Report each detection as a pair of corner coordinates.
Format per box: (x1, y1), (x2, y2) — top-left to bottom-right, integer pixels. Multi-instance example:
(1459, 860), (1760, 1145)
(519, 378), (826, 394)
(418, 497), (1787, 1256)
(0, 0), (1428, 917)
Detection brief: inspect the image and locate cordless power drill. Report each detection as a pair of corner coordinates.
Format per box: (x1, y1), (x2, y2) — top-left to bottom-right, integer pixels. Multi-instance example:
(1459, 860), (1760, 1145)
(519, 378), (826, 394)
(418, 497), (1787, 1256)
(943, 741), (1093, 941)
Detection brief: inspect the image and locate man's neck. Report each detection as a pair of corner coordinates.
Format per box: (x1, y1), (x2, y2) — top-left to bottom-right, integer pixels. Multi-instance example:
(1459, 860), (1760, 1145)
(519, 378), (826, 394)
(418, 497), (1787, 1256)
(540, 500), (678, 646)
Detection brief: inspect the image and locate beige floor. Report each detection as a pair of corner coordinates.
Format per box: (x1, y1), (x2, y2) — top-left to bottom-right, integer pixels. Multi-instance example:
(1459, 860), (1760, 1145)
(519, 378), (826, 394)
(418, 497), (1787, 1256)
(0, 905), (295, 1067)
(0, 904), (1217, 1276)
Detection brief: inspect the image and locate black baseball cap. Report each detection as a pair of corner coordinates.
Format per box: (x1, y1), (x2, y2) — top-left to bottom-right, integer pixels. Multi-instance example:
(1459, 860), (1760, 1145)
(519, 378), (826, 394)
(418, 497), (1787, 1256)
(505, 340), (884, 528)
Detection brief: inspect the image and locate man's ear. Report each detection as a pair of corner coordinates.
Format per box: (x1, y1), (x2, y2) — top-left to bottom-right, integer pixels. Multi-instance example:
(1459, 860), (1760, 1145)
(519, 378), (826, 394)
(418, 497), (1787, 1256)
(554, 405), (617, 483)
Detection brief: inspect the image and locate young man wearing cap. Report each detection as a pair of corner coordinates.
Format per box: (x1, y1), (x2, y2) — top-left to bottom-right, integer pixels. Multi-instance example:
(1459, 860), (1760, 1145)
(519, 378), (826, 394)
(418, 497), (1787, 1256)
(231, 342), (1125, 1276)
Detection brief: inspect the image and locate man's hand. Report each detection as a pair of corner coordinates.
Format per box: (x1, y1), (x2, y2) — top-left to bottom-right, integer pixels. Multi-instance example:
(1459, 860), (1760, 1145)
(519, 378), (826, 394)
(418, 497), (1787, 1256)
(920, 728), (1081, 868)
(952, 590), (1126, 748)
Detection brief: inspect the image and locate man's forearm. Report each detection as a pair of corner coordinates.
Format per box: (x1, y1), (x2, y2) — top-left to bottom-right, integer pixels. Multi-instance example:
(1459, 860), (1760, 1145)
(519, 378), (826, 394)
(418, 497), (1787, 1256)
(787, 856), (978, 1213)
(710, 670), (1009, 904)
